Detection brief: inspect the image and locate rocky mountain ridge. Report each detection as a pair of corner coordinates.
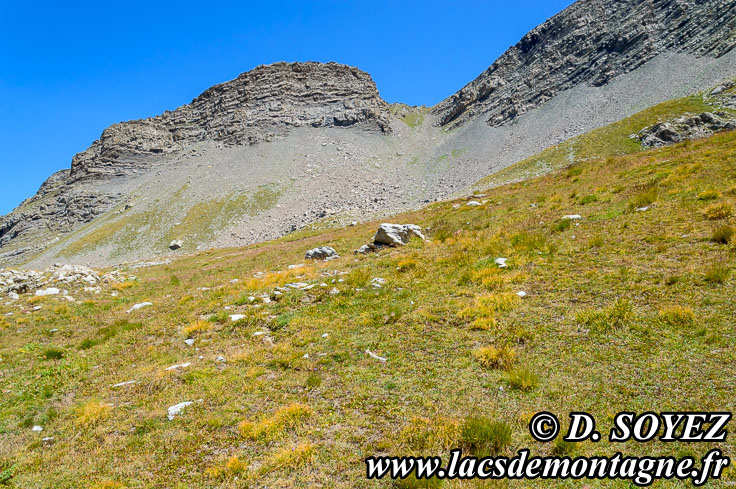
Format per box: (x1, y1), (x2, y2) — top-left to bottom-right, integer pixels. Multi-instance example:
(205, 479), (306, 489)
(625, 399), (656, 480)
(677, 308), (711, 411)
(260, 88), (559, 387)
(433, 0), (736, 128)
(0, 62), (391, 262)
(69, 62), (391, 182)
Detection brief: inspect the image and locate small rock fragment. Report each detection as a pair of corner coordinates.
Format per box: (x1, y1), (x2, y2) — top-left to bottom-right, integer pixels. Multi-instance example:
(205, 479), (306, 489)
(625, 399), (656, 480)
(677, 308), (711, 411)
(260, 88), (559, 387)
(365, 349), (387, 363)
(167, 401), (193, 420)
(165, 362), (191, 371)
(35, 287), (60, 297)
(127, 302), (152, 313)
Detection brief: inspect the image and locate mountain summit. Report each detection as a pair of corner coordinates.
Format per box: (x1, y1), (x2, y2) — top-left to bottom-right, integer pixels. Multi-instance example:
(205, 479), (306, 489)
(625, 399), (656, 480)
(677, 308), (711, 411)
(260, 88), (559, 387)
(2, 0), (735, 268)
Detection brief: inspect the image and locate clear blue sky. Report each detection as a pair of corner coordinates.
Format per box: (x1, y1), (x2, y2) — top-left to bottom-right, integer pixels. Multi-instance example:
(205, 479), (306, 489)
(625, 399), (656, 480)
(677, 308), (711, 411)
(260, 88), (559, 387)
(0, 0), (574, 215)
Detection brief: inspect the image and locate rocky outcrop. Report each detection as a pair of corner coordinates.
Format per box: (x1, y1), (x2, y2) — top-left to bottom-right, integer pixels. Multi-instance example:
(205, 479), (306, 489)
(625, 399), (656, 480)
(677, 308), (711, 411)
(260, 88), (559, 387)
(355, 224), (426, 254)
(634, 111), (736, 148)
(708, 80), (736, 109)
(69, 62), (391, 182)
(433, 0), (736, 129)
(1, 263), (127, 297)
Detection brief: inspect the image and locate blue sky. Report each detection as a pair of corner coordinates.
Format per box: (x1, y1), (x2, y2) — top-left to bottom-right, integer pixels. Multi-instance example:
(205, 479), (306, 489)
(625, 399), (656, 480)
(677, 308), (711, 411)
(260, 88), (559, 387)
(0, 0), (574, 215)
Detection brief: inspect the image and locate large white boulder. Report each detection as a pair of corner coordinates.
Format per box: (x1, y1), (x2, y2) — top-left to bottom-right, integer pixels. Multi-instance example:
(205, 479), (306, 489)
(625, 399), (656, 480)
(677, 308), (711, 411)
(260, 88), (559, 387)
(372, 224), (426, 247)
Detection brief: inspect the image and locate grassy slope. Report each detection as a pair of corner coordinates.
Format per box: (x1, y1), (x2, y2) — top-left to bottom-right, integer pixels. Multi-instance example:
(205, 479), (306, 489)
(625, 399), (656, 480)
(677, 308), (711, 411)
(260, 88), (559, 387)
(474, 95), (721, 189)
(1, 117), (736, 487)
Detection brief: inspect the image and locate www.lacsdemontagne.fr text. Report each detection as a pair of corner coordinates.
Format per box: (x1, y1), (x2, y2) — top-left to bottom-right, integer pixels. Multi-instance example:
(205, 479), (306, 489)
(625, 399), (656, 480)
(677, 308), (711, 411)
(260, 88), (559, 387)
(365, 449), (729, 486)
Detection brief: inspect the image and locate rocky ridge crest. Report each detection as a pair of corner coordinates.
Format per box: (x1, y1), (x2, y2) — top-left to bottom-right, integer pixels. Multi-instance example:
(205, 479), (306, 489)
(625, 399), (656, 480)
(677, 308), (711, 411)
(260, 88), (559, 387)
(433, 0), (736, 129)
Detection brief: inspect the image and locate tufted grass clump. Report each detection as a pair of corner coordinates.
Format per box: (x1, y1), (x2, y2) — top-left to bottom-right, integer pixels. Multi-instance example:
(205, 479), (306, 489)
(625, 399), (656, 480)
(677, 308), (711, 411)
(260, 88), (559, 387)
(75, 401), (112, 427)
(704, 260), (731, 284)
(398, 416), (461, 453)
(182, 319), (212, 338)
(205, 455), (248, 480)
(579, 194), (598, 205)
(710, 225), (734, 244)
(510, 231), (547, 252)
(628, 186), (658, 210)
(460, 417), (512, 456)
(575, 298), (635, 332)
(505, 367), (539, 392)
(658, 306), (696, 327)
(469, 268), (505, 290)
(396, 257), (419, 272)
(238, 403), (313, 440)
(460, 292), (518, 330)
(473, 345), (516, 370)
(89, 482), (125, 489)
(265, 442), (315, 472)
(42, 347), (65, 361)
(697, 189), (721, 201)
(552, 218), (572, 232)
(704, 202), (733, 220)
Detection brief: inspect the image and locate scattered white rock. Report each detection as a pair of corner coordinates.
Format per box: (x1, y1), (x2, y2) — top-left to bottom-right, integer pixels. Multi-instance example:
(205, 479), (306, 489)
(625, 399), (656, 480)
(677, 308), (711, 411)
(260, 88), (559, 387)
(252, 331), (268, 336)
(230, 279), (239, 284)
(84, 286), (102, 294)
(33, 305), (42, 311)
(165, 362), (191, 371)
(466, 201), (482, 207)
(562, 214), (582, 220)
(8, 292), (19, 301)
(329, 287), (340, 295)
(127, 302), (152, 313)
(495, 258), (508, 268)
(287, 264), (305, 270)
(365, 349), (387, 363)
(517, 291), (528, 297)
(305, 246), (340, 261)
(452, 204), (461, 209)
(169, 240), (183, 251)
(636, 206), (650, 212)
(230, 314), (246, 322)
(321, 333), (329, 338)
(111, 380), (138, 388)
(184, 339), (195, 346)
(371, 277), (386, 289)
(35, 287), (60, 296)
(32, 425), (43, 432)
(302, 353), (310, 359)
(215, 356), (226, 363)
(167, 401), (193, 420)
